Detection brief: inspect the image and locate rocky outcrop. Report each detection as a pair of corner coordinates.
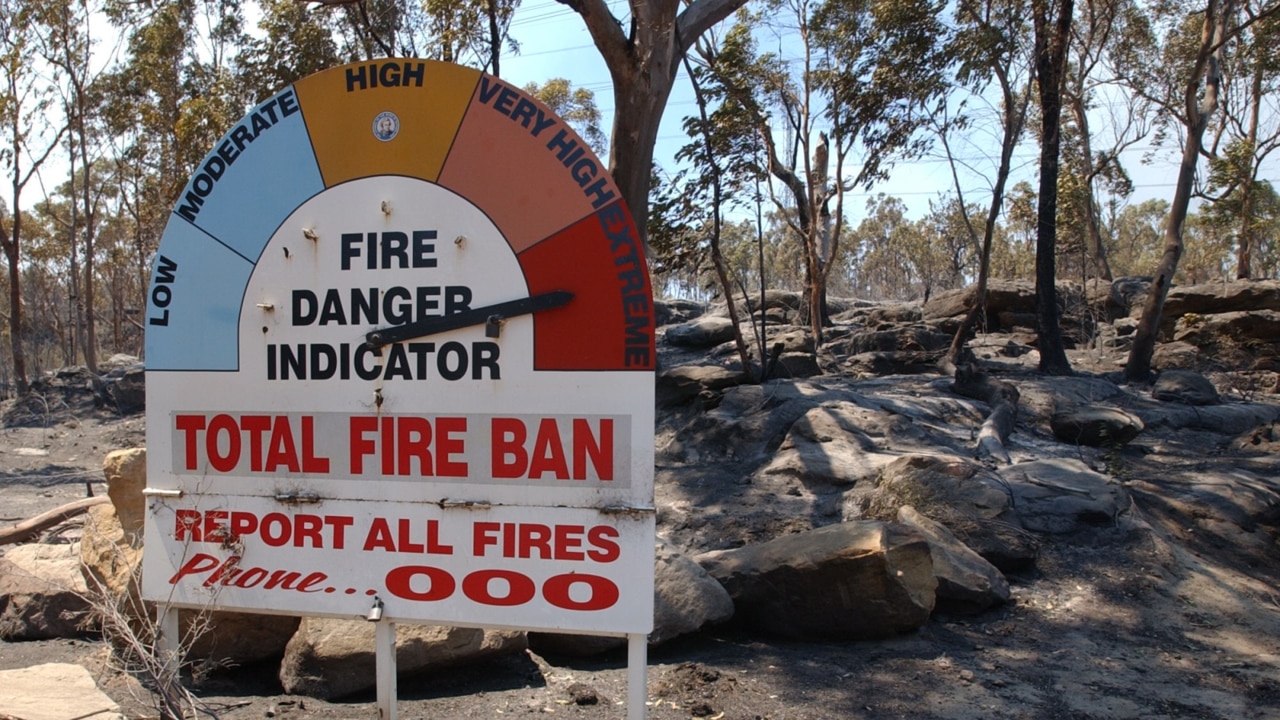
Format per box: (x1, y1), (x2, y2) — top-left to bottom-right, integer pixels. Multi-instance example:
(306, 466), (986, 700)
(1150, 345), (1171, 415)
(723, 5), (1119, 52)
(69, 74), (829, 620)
(998, 459), (1130, 534)
(697, 521), (936, 640)
(897, 506), (1010, 615)
(79, 448), (298, 664)
(665, 316), (738, 348)
(1152, 369), (1221, 406)
(0, 543), (93, 640)
(1050, 406), (1145, 446)
(279, 619), (526, 699)
(529, 540), (735, 656)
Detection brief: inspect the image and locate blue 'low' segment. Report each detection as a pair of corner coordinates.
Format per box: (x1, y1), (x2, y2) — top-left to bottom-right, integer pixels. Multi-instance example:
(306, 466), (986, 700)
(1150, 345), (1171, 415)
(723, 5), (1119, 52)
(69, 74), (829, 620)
(171, 87), (324, 262)
(144, 220), (256, 371)
(146, 85), (325, 371)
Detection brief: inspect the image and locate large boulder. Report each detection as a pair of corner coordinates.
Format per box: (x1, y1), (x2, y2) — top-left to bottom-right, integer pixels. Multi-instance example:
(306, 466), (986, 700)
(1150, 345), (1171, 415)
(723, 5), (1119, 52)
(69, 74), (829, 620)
(1050, 406), (1145, 446)
(858, 454), (1038, 572)
(758, 403), (898, 487)
(0, 663), (123, 720)
(1173, 309), (1280, 355)
(656, 365), (747, 407)
(80, 447), (299, 664)
(696, 520), (936, 640)
(279, 619), (526, 699)
(1152, 369), (1221, 406)
(998, 459), (1130, 534)
(0, 543), (94, 640)
(529, 540), (734, 655)
(665, 316), (738, 348)
(1161, 279), (1280, 322)
(897, 506), (1009, 615)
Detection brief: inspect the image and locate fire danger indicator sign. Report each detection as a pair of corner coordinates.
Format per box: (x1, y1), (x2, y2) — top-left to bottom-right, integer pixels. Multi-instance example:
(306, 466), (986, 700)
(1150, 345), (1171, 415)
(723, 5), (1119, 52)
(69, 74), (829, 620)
(141, 60), (656, 634)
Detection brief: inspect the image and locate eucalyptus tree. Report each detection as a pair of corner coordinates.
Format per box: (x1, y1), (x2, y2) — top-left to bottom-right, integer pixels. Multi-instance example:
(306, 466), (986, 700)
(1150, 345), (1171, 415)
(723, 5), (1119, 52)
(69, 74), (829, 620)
(34, 0), (108, 372)
(0, 0), (67, 393)
(690, 0), (950, 344)
(1031, 0), (1075, 374)
(1199, 0), (1280, 278)
(941, 0), (1036, 364)
(242, 0), (341, 94)
(1118, 0), (1280, 381)
(524, 79), (606, 155)
(555, 0), (755, 249)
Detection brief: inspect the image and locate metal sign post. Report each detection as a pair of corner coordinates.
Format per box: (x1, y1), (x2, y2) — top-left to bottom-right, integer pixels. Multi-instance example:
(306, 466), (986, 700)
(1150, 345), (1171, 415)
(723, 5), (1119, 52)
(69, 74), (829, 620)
(143, 60), (656, 719)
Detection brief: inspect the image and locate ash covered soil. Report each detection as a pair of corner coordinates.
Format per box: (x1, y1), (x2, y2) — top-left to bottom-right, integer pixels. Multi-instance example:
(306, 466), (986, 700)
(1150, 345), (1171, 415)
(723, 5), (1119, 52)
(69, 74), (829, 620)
(2, 322), (1280, 720)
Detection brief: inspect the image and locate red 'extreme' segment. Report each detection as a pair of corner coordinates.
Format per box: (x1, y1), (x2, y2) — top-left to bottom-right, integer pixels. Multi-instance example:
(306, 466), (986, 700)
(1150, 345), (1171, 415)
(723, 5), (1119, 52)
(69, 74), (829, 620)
(518, 202), (655, 371)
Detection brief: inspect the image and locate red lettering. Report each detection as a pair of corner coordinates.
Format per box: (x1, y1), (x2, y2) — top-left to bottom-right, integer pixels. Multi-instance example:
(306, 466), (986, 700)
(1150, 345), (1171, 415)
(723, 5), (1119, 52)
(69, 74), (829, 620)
(350, 416), (378, 473)
(437, 417), (467, 476)
(491, 418), (526, 478)
(175, 509), (201, 540)
(396, 416), (433, 475)
(528, 418), (568, 479)
(364, 518), (397, 551)
(206, 414), (241, 472)
(301, 416), (330, 472)
(241, 415), (271, 471)
(518, 523), (553, 559)
(175, 415), (206, 470)
(294, 514), (323, 548)
(265, 416), (301, 472)
(326, 515), (353, 550)
(543, 573), (619, 611)
(587, 526), (620, 562)
(463, 569), (535, 606)
(260, 513), (290, 547)
(554, 524), (585, 561)
(168, 553), (220, 583)
(385, 565), (455, 601)
(473, 522), (500, 556)
(573, 418), (612, 480)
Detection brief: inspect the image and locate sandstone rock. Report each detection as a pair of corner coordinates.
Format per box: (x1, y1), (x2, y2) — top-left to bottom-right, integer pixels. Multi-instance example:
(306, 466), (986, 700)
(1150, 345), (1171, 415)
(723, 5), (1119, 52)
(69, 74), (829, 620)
(80, 448), (298, 664)
(102, 448), (147, 537)
(0, 663), (122, 720)
(836, 327), (952, 355)
(1173, 309), (1280, 354)
(0, 544), (93, 639)
(1162, 279), (1280, 320)
(1050, 406), (1145, 446)
(866, 303), (923, 327)
(842, 351), (945, 376)
(530, 540), (734, 655)
(654, 298), (705, 326)
(651, 540), (735, 645)
(279, 618), (526, 699)
(656, 365), (747, 407)
(697, 521), (936, 640)
(1151, 341), (1204, 370)
(760, 404), (897, 487)
(665, 316), (738, 348)
(922, 280), (1036, 323)
(897, 506), (1010, 615)
(858, 454), (1036, 571)
(998, 459), (1129, 534)
(1152, 369), (1221, 406)
(772, 352), (822, 378)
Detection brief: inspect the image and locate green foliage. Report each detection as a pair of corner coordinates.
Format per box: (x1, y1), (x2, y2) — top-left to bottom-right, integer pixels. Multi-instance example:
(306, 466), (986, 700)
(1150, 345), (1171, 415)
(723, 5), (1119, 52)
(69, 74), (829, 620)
(523, 78), (606, 156)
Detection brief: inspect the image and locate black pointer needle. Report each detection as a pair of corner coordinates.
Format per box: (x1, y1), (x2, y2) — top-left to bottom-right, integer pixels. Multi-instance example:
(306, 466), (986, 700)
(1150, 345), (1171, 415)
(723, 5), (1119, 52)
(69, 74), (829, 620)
(365, 290), (574, 348)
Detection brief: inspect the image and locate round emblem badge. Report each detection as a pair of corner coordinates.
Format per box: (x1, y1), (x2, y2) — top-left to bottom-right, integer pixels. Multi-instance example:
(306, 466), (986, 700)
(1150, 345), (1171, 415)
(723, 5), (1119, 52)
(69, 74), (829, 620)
(372, 111), (399, 142)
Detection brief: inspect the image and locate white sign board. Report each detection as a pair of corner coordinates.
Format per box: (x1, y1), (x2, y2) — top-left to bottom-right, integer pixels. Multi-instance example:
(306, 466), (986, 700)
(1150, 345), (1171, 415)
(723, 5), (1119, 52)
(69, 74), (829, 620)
(143, 60), (656, 634)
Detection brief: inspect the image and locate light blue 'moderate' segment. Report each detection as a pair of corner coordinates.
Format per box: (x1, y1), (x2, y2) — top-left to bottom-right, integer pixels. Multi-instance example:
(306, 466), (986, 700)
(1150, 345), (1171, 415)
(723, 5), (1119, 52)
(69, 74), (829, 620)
(171, 87), (324, 262)
(145, 219), (253, 371)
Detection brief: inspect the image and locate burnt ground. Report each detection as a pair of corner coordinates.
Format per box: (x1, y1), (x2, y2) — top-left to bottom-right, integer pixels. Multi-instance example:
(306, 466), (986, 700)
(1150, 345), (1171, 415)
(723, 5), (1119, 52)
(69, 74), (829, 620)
(2, 366), (1280, 720)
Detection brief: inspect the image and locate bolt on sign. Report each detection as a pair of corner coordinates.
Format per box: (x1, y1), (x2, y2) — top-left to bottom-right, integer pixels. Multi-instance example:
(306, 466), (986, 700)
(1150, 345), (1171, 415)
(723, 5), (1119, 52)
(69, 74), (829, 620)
(142, 60), (656, 636)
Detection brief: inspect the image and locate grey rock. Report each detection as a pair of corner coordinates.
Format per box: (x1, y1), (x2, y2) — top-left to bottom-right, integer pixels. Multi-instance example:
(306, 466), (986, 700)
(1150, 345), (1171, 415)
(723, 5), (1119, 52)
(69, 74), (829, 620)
(279, 618), (526, 699)
(697, 520), (936, 640)
(656, 365), (747, 407)
(897, 506), (1010, 615)
(530, 540), (733, 655)
(665, 316), (738, 348)
(998, 459), (1129, 534)
(0, 544), (94, 640)
(760, 403), (897, 487)
(772, 352), (822, 378)
(1050, 406), (1145, 446)
(1152, 369), (1221, 406)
